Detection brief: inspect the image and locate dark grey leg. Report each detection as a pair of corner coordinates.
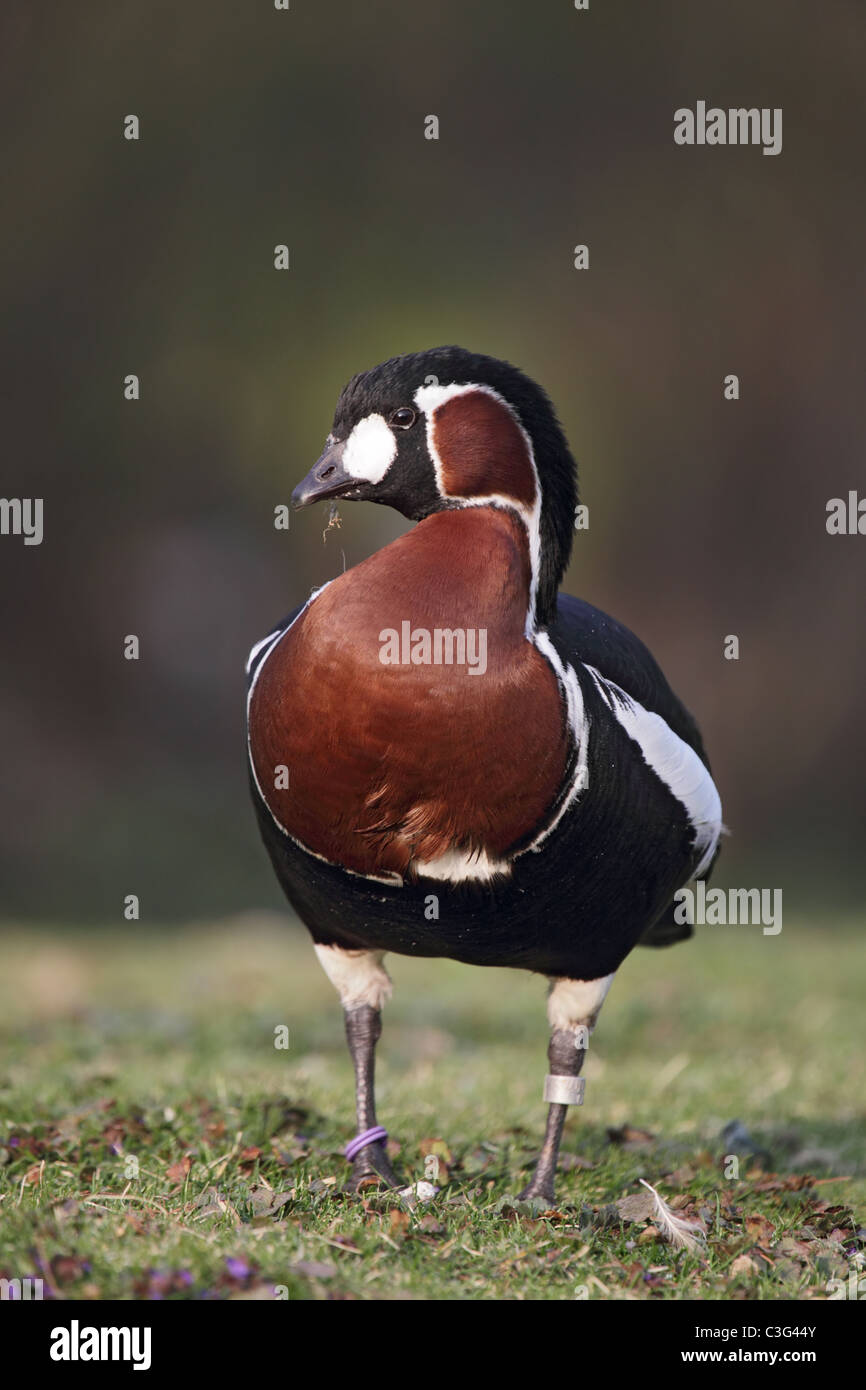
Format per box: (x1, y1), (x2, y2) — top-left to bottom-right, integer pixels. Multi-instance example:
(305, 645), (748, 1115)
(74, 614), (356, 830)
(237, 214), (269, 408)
(519, 1028), (586, 1205)
(343, 1004), (400, 1190)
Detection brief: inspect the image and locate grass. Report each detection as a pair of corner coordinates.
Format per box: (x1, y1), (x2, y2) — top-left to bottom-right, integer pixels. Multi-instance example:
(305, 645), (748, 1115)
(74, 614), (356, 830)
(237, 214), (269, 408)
(0, 915), (864, 1301)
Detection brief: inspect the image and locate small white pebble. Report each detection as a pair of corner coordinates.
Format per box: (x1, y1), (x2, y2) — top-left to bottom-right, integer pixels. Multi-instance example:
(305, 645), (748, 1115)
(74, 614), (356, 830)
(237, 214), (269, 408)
(398, 1181), (439, 1204)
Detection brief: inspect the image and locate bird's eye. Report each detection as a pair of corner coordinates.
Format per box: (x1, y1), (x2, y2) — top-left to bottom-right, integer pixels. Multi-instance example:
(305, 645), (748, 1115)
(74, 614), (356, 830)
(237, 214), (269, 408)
(390, 407), (416, 429)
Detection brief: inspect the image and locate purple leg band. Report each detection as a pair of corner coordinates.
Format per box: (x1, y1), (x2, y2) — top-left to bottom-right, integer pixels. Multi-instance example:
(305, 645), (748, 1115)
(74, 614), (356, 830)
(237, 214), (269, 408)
(345, 1125), (388, 1162)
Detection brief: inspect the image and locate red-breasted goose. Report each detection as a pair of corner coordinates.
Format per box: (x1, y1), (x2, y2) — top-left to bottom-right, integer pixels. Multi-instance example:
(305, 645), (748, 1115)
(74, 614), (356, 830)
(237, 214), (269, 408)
(247, 347), (723, 1202)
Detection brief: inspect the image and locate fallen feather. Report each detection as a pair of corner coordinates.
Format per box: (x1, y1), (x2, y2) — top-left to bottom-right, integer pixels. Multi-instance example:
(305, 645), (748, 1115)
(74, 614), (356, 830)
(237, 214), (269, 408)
(639, 1179), (706, 1253)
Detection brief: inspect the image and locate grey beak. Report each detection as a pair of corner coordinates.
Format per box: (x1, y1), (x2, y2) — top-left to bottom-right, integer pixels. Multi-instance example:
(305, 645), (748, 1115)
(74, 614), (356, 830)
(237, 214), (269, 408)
(291, 440), (355, 510)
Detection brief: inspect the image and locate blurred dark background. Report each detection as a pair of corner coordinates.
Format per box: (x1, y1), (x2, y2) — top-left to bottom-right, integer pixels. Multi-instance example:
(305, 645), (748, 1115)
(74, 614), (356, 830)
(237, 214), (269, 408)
(1, 0), (863, 922)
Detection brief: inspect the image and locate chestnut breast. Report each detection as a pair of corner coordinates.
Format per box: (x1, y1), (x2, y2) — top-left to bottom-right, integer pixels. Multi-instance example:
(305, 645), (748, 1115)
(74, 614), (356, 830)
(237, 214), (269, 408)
(249, 506), (570, 878)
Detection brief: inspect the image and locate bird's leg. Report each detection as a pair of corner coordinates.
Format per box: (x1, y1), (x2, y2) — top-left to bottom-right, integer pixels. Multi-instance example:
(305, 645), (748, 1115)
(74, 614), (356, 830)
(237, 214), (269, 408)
(519, 973), (615, 1206)
(342, 1002), (400, 1189)
(312, 945), (399, 1191)
(519, 1029), (585, 1204)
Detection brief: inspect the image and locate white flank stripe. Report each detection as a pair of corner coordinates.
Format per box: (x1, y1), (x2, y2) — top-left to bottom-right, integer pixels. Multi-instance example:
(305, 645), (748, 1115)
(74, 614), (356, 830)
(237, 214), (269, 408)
(245, 627), (282, 677)
(522, 632), (590, 853)
(245, 583), (332, 703)
(584, 665), (722, 877)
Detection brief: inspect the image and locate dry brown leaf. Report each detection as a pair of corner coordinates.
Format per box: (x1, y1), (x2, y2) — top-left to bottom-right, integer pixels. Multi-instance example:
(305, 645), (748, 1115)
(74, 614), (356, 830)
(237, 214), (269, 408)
(389, 1208), (410, 1236)
(417, 1215), (445, 1236)
(607, 1124), (655, 1147)
(165, 1155), (192, 1185)
(776, 1237), (812, 1260)
(615, 1191), (656, 1223)
(638, 1225), (662, 1245)
(745, 1214), (775, 1244)
(355, 1175), (386, 1194)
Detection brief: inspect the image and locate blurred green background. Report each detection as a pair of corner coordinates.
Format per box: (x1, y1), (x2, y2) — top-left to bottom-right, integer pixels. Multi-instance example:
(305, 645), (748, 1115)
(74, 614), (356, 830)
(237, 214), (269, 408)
(1, 0), (863, 922)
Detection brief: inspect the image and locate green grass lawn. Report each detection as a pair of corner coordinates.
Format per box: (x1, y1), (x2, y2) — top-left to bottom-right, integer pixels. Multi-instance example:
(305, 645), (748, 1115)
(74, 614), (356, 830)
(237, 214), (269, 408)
(0, 915), (863, 1301)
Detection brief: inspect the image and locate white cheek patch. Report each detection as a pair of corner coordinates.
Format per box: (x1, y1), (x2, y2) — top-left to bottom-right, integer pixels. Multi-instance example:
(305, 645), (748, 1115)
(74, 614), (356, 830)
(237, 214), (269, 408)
(342, 413), (397, 484)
